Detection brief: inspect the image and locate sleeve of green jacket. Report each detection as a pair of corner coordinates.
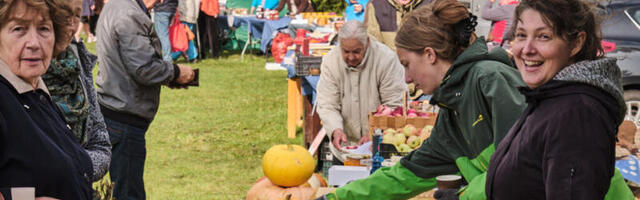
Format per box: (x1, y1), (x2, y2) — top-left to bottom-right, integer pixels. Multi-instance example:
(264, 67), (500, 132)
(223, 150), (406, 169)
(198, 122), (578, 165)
(333, 163), (437, 200)
(332, 111), (462, 199)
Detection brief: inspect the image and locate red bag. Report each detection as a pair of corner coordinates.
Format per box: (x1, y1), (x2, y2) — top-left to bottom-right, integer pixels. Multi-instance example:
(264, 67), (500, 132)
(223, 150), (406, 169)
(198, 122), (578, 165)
(271, 33), (293, 63)
(200, 0), (219, 17)
(169, 12), (189, 52)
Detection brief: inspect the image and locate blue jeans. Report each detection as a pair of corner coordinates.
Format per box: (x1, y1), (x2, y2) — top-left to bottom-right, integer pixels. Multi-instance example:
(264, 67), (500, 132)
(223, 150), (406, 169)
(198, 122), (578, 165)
(154, 11), (174, 62)
(105, 117), (149, 200)
(171, 22), (198, 60)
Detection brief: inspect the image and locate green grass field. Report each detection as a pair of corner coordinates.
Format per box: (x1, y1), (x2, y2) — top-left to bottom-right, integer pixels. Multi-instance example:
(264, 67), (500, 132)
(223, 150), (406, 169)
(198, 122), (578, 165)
(84, 42), (304, 199)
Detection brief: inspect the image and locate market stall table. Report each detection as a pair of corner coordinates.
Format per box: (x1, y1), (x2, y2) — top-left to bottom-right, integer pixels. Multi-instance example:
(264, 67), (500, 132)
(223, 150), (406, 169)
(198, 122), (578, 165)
(282, 50), (321, 142)
(218, 15), (291, 58)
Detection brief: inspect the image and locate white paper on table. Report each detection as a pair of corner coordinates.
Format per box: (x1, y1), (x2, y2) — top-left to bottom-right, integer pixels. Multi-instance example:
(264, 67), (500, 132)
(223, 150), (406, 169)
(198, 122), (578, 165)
(342, 141), (372, 156)
(265, 62), (286, 70)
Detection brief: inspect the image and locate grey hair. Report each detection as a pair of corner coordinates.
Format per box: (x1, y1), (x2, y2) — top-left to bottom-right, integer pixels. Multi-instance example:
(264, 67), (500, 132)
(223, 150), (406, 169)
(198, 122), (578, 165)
(338, 20), (369, 45)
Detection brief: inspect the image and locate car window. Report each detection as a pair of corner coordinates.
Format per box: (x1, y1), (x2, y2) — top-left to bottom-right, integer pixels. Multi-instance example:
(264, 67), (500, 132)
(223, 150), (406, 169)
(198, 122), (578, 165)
(631, 7), (640, 25)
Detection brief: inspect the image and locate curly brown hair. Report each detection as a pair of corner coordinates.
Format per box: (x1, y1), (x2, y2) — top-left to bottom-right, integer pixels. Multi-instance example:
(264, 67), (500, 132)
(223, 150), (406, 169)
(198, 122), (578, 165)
(512, 0), (604, 62)
(395, 0), (474, 62)
(0, 0), (74, 56)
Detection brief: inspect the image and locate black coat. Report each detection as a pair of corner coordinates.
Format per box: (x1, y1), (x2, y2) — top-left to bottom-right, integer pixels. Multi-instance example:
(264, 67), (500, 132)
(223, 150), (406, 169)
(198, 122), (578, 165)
(486, 80), (620, 200)
(0, 76), (93, 199)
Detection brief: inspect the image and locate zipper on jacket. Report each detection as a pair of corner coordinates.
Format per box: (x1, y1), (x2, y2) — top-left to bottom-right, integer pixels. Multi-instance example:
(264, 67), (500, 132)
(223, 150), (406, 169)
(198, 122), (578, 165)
(569, 167), (575, 199)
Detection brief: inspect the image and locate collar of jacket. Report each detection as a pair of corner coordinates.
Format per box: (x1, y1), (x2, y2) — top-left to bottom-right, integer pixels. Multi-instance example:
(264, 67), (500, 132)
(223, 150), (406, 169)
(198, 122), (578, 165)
(429, 37), (512, 107)
(134, 0), (149, 14)
(71, 38), (98, 73)
(343, 38), (373, 71)
(0, 59), (49, 95)
(385, 0), (426, 14)
(519, 79), (624, 124)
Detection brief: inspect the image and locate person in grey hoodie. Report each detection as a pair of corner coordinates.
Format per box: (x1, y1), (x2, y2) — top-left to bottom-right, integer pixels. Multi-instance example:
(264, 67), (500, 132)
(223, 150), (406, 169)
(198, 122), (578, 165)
(486, 0), (633, 199)
(96, 0), (195, 199)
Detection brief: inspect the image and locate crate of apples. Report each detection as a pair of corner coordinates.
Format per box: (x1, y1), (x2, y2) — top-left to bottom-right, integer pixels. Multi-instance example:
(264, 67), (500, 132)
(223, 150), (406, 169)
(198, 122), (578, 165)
(381, 124), (434, 153)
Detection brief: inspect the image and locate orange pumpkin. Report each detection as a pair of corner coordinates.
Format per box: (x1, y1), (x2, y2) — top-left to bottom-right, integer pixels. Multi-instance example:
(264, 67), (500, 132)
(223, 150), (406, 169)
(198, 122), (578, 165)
(262, 144), (316, 187)
(246, 177), (316, 200)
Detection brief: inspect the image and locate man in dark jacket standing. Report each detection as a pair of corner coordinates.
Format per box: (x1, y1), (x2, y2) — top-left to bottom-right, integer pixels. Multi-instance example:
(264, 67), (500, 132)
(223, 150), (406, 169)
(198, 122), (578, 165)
(153, 0), (178, 62)
(96, 0), (195, 199)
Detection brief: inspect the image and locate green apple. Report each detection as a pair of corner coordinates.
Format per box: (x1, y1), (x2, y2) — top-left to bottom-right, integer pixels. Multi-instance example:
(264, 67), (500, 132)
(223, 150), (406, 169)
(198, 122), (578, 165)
(403, 124), (418, 137)
(384, 128), (397, 135)
(382, 133), (395, 144)
(420, 125), (433, 140)
(393, 133), (406, 146)
(398, 144), (412, 152)
(406, 136), (421, 149)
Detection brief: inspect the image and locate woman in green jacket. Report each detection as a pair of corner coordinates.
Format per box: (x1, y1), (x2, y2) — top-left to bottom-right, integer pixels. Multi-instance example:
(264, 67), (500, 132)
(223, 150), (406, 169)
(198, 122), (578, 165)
(317, 0), (527, 199)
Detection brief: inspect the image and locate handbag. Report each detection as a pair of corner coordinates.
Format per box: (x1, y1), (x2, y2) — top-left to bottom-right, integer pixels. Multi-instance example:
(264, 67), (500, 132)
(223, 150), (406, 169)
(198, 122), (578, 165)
(169, 12), (189, 52)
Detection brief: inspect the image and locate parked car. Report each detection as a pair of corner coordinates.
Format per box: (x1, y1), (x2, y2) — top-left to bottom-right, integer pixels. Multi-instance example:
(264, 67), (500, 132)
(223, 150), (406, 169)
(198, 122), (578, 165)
(599, 0), (640, 122)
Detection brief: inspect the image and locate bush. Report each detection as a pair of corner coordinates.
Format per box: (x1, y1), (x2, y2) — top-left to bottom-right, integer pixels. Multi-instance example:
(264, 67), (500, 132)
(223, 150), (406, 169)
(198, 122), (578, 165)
(311, 0), (346, 14)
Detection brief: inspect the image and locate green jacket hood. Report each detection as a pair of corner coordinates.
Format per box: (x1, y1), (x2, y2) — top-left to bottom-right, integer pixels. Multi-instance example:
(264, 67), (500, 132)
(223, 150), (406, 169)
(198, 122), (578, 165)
(450, 37), (513, 70)
(431, 37), (517, 105)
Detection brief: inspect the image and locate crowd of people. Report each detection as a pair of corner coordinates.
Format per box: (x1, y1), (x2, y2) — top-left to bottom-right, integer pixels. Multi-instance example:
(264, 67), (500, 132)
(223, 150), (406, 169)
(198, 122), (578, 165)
(0, 0), (633, 199)
(314, 0), (633, 199)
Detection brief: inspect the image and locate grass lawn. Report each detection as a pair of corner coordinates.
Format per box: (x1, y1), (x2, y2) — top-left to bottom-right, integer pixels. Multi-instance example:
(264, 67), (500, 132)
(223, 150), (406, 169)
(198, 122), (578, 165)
(85, 42), (304, 199)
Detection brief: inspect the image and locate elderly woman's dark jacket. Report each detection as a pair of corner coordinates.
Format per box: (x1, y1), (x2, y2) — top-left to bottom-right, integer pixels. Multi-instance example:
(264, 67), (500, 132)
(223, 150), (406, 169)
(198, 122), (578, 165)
(0, 61), (93, 199)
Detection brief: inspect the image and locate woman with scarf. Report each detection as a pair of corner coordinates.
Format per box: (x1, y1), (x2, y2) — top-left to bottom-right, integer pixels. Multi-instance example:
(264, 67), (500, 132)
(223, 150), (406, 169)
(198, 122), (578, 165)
(42, 0), (111, 183)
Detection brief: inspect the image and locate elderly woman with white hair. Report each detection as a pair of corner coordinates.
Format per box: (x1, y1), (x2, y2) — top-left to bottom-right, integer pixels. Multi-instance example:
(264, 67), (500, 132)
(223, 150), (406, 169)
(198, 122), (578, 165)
(316, 20), (407, 163)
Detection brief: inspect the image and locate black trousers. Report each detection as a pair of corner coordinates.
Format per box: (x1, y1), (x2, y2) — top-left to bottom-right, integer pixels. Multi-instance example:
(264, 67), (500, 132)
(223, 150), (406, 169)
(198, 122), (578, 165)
(89, 14), (99, 35)
(197, 11), (222, 58)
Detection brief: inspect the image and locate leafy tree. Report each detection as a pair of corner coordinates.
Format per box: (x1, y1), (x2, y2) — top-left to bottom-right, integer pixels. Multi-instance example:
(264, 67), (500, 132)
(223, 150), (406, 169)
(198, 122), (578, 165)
(311, 0), (346, 14)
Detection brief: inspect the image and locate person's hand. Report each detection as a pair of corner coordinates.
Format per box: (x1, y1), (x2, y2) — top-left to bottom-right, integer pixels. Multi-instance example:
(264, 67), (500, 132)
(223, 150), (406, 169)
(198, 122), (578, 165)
(349, 0), (358, 4)
(175, 64), (195, 85)
(36, 197), (60, 200)
(358, 134), (370, 145)
(353, 4), (363, 13)
(433, 189), (459, 200)
(489, 0), (495, 2)
(332, 129), (347, 151)
(91, 5), (95, 11)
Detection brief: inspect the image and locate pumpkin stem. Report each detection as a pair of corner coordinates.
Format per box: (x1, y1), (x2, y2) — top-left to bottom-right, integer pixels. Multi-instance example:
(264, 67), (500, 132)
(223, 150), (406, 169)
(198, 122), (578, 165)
(285, 194), (292, 200)
(287, 144), (294, 151)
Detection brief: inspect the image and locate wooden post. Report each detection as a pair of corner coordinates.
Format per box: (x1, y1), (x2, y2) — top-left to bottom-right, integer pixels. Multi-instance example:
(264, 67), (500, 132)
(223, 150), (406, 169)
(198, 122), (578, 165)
(287, 78), (303, 139)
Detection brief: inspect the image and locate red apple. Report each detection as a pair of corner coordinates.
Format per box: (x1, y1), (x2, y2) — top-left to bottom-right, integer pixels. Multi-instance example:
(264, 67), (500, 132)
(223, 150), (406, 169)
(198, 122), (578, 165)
(376, 104), (386, 114)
